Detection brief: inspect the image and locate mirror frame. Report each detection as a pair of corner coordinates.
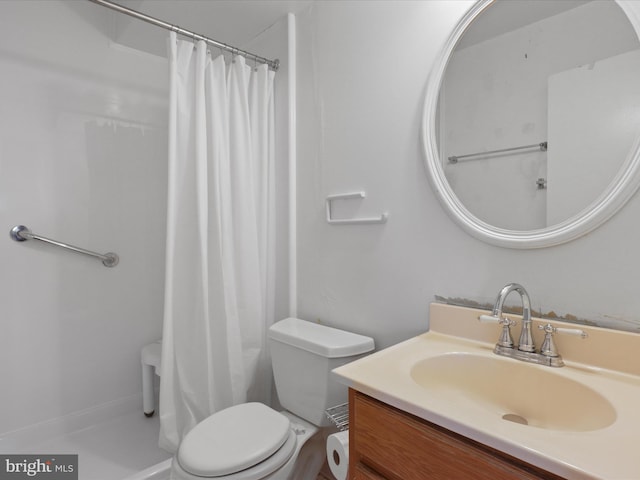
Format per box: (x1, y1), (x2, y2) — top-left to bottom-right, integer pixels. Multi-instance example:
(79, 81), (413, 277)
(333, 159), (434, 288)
(422, 0), (640, 248)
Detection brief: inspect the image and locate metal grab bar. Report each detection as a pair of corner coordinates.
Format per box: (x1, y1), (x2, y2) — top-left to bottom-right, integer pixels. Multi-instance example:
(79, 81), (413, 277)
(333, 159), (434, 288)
(448, 141), (548, 164)
(10, 225), (119, 267)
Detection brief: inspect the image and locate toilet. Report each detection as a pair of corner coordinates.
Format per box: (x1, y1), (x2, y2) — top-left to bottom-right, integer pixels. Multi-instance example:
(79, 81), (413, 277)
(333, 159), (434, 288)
(170, 317), (374, 480)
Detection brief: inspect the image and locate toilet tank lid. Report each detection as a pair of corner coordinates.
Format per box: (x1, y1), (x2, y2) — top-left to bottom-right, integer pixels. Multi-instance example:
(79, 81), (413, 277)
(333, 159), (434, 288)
(268, 318), (374, 358)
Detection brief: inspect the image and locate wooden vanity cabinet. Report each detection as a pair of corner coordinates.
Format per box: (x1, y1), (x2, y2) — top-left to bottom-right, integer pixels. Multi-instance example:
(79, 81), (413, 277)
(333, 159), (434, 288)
(348, 389), (564, 480)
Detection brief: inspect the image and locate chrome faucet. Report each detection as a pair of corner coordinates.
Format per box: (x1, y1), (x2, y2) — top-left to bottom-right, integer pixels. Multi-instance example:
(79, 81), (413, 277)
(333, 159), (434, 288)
(492, 283), (535, 353)
(479, 283), (588, 367)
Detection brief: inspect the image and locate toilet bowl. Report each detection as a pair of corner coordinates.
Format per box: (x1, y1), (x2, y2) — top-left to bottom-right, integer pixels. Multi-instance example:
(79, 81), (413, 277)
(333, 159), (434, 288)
(170, 318), (374, 480)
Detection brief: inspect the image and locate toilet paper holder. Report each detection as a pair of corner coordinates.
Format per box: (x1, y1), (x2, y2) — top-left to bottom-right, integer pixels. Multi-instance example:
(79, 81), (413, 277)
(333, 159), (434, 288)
(325, 403), (349, 431)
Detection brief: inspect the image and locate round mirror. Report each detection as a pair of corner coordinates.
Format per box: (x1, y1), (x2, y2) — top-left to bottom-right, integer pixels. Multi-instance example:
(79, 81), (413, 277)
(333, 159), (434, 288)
(422, 0), (640, 248)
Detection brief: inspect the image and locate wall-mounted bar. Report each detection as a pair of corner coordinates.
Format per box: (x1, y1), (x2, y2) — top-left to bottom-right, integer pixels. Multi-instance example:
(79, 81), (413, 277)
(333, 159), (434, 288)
(87, 0), (279, 71)
(10, 225), (119, 267)
(326, 192), (388, 225)
(448, 141), (548, 164)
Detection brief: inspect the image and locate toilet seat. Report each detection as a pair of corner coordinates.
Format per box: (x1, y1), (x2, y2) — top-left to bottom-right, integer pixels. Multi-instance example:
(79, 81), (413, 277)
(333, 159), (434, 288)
(177, 403), (297, 479)
(173, 430), (297, 480)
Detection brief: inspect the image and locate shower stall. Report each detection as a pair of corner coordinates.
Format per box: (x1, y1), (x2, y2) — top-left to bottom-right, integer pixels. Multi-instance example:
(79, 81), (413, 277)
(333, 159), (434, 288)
(0, 1), (292, 478)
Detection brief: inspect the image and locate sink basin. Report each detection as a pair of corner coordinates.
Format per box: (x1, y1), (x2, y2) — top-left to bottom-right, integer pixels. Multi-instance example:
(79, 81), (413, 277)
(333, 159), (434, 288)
(410, 352), (616, 432)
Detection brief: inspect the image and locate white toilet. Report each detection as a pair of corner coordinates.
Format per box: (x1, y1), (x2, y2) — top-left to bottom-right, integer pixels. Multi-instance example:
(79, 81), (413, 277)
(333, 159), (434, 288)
(170, 317), (374, 480)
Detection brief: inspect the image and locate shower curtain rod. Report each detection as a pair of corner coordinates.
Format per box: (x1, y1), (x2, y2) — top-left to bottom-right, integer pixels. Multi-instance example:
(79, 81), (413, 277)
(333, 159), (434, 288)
(87, 0), (280, 71)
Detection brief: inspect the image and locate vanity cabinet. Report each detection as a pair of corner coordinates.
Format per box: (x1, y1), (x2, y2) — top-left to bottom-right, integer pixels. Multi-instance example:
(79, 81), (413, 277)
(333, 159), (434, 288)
(348, 389), (564, 480)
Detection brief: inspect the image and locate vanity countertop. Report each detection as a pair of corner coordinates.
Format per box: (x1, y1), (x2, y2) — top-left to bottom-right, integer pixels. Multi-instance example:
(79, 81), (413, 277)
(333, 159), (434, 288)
(333, 303), (640, 480)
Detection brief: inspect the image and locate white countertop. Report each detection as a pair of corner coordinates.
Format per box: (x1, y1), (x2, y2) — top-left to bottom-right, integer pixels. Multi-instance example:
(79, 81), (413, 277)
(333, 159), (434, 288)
(333, 303), (640, 480)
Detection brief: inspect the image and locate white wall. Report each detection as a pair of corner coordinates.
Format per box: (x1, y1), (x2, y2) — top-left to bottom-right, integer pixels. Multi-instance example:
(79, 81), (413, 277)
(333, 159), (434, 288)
(0, 1), (168, 434)
(296, 0), (640, 351)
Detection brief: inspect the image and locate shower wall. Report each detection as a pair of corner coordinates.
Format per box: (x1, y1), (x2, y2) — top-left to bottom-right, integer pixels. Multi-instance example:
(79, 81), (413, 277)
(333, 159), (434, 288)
(0, 0), (168, 435)
(0, 0), (292, 437)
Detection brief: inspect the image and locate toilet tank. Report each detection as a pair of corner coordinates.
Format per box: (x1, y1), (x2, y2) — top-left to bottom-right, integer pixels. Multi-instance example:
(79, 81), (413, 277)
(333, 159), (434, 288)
(268, 318), (374, 427)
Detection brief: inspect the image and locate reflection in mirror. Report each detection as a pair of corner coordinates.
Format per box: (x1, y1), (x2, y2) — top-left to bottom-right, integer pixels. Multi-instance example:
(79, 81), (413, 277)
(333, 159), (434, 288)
(437, 0), (640, 231)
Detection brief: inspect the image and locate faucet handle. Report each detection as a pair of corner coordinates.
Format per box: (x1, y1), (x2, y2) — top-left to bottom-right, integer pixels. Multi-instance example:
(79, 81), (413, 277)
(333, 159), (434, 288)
(538, 323), (588, 358)
(537, 323), (588, 338)
(554, 326), (588, 339)
(479, 315), (516, 348)
(479, 314), (516, 326)
(538, 324), (560, 357)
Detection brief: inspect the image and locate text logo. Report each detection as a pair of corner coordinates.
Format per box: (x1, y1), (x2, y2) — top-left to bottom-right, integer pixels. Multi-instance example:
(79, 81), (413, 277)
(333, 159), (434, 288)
(0, 455), (77, 479)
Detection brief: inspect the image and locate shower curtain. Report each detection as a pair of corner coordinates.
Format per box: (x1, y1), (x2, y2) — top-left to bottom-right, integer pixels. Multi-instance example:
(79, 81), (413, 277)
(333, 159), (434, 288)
(159, 32), (275, 453)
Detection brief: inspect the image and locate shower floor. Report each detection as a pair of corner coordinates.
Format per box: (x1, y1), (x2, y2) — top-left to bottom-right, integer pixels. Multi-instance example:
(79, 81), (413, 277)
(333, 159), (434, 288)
(1, 405), (171, 480)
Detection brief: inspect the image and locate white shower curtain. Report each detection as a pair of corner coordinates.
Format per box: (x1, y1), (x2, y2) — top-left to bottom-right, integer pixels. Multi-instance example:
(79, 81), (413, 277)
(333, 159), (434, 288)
(159, 32), (275, 453)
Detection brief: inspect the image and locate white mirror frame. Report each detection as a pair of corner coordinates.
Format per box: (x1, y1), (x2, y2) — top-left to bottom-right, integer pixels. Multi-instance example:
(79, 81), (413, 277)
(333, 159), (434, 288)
(422, 0), (640, 248)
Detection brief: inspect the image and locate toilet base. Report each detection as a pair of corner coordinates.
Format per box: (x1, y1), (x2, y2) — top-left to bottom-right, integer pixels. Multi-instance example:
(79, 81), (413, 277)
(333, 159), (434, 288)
(170, 411), (321, 480)
(285, 426), (327, 480)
